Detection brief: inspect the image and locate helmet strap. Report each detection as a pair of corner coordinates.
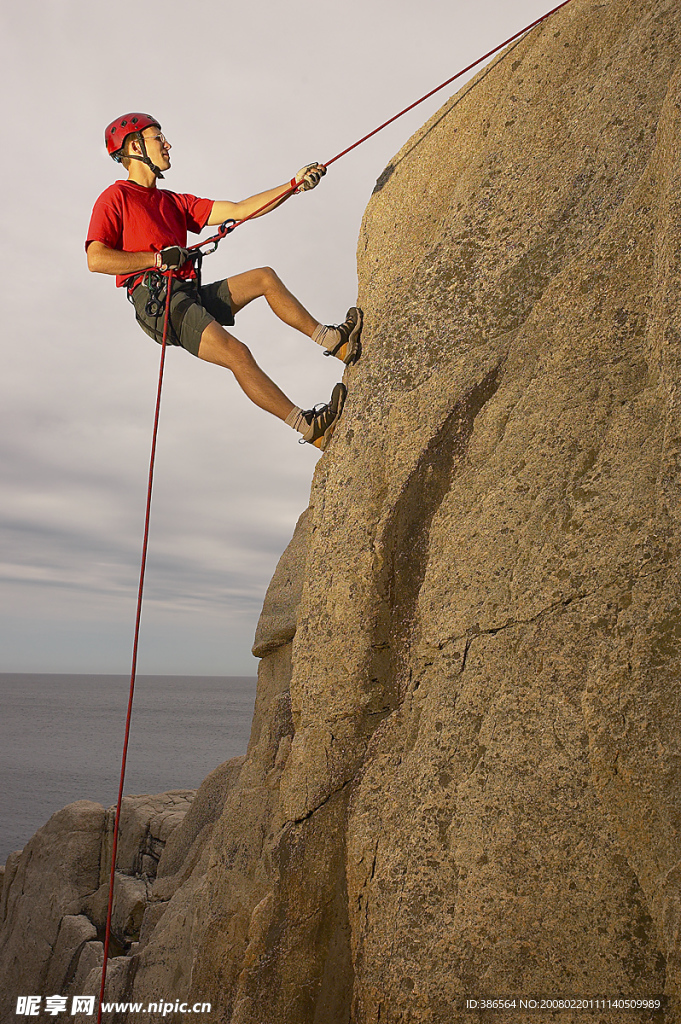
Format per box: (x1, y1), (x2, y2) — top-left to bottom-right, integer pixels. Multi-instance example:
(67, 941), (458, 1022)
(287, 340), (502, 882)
(127, 132), (165, 179)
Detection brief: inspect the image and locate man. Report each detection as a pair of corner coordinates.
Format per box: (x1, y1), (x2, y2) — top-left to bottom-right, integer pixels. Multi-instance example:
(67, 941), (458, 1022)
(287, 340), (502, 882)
(85, 112), (362, 450)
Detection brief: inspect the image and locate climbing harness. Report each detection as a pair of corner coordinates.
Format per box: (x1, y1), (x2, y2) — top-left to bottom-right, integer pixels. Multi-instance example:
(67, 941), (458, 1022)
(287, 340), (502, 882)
(124, 220), (238, 328)
(138, 271), (166, 317)
(96, 1), (575, 1016)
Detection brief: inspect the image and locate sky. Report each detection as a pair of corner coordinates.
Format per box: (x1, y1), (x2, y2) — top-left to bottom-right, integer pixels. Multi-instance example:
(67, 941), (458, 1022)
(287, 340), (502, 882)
(0, 0), (553, 675)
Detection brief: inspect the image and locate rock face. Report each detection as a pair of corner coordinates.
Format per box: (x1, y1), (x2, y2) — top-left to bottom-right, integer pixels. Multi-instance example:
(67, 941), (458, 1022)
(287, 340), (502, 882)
(0, 802), (105, 1019)
(4, 0), (681, 1019)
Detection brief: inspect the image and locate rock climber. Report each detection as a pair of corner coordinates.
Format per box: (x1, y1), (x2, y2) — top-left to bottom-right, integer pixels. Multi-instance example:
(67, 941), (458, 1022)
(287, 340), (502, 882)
(85, 113), (362, 450)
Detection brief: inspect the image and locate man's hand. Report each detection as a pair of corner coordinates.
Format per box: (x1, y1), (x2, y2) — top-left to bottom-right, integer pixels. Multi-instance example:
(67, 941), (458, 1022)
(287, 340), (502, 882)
(158, 246), (190, 271)
(293, 163), (327, 192)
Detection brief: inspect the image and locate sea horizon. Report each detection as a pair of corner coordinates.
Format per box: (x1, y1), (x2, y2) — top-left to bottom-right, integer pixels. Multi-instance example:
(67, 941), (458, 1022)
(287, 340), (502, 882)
(0, 672), (258, 864)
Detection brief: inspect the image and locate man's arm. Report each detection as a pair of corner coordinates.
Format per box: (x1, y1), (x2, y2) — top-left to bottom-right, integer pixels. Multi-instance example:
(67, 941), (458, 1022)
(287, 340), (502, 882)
(206, 163), (326, 226)
(87, 241), (157, 276)
(206, 185), (292, 227)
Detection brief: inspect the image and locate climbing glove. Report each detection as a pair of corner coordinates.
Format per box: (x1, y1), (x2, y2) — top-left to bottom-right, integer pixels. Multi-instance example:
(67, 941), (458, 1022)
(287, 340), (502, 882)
(292, 163), (327, 192)
(157, 246), (191, 271)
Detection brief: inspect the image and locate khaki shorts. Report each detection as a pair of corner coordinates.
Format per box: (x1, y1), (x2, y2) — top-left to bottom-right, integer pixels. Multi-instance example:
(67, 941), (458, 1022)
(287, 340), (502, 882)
(129, 277), (235, 357)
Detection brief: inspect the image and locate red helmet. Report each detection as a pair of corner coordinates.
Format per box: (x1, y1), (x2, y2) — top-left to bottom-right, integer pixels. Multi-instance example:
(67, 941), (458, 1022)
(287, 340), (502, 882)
(105, 112), (160, 161)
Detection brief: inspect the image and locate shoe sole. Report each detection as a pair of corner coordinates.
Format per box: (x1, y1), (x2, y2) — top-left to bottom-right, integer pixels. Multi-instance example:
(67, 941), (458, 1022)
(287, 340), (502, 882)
(342, 307), (363, 365)
(312, 382), (347, 450)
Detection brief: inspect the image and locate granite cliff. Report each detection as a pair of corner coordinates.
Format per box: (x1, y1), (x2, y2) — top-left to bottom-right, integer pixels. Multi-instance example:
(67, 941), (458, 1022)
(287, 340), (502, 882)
(3, 0), (681, 1019)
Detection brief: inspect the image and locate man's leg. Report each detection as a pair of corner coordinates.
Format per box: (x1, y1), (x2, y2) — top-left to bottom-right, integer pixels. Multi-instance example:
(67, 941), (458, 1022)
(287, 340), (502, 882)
(226, 267), (363, 365)
(227, 267), (318, 336)
(197, 320), (347, 450)
(197, 320), (294, 419)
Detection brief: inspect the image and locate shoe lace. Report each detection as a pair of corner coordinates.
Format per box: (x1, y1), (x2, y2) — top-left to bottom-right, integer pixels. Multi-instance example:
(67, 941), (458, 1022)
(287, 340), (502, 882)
(297, 401), (330, 444)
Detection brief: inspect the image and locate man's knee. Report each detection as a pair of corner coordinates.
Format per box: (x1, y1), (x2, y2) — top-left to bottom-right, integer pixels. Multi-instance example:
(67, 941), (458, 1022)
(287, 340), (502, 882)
(198, 322), (252, 368)
(256, 266), (280, 293)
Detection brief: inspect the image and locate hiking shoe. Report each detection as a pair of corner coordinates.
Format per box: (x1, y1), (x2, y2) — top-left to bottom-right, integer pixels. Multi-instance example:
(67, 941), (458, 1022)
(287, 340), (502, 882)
(299, 382), (347, 450)
(323, 307), (363, 365)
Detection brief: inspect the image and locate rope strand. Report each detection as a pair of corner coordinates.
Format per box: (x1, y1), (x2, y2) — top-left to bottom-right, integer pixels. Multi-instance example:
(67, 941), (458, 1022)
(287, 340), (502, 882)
(189, 0), (575, 250)
(324, 0), (574, 168)
(96, 273), (174, 1024)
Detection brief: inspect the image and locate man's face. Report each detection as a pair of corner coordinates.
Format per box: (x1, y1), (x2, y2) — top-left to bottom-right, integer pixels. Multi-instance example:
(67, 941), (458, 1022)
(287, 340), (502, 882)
(139, 125), (171, 171)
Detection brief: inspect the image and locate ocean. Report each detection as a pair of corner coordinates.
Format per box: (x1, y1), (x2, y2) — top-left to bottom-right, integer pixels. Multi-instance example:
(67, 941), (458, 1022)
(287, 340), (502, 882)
(0, 673), (257, 865)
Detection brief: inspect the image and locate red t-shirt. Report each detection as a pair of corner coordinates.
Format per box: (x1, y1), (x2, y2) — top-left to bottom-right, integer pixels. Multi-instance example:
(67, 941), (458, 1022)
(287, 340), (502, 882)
(85, 180), (214, 288)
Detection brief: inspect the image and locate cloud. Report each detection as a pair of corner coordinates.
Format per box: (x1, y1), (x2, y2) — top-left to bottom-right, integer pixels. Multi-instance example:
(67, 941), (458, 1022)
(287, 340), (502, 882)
(0, 0), (551, 671)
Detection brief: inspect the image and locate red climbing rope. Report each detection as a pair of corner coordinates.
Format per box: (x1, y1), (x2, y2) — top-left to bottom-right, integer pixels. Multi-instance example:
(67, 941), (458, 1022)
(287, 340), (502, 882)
(191, 0), (575, 249)
(323, 0), (575, 169)
(96, 272), (175, 1023)
(96, 0), (575, 1014)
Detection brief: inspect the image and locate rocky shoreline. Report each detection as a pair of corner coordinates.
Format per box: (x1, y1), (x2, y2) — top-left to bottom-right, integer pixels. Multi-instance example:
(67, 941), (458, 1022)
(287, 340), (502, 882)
(0, 773), (243, 1018)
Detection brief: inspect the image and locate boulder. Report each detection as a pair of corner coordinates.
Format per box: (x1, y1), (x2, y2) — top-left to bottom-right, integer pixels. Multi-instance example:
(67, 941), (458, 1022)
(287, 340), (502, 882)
(44, 915), (97, 994)
(154, 756), (246, 896)
(252, 509), (311, 657)
(64, 940), (103, 1001)
(0, 802), (105, 1021)
(83, 874), (150, 945)
(99, 791), (196, 884)
(70, 953), (134, 1022)
(0, 790), (197, 1018)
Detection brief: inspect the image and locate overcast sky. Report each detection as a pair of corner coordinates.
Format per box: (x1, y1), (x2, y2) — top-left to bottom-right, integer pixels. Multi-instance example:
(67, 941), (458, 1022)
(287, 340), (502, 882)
(0, 0), (552, 675)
